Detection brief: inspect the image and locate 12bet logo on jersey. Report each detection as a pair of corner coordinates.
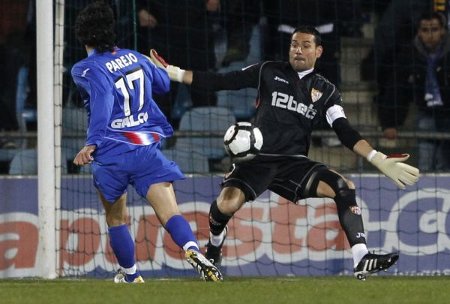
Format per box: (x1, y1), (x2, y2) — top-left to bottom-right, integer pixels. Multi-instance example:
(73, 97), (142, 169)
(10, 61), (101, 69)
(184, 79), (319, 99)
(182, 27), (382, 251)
(223, 122), (263, 162)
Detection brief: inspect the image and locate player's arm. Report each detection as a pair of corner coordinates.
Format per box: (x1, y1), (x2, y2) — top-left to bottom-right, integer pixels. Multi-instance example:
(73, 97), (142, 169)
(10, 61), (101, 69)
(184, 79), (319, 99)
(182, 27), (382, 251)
(149, 49), (259, 90)
(71, 64), (113, 163)
(325, 88), (419, 189)
(83, 74), (113, 148)
(331, 117), (419, 189)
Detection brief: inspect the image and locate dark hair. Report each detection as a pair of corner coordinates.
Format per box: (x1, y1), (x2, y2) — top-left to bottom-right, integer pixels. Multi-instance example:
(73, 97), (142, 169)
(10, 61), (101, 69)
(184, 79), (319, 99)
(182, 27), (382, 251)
(292, 25), (322, 46)
(418, 11), (447, 30)
(75, 1), (116, 52)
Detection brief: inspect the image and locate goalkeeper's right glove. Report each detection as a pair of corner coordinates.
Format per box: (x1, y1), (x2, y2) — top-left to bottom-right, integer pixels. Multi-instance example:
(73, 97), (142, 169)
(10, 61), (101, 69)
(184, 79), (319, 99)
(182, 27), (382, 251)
(367, 150), (420, 189)
(149, 49), (185, 82)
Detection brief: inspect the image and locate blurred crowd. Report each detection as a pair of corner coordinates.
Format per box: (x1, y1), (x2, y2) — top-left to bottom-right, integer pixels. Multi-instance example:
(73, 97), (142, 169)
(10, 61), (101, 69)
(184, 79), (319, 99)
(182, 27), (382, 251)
(0, 0), (448, 173)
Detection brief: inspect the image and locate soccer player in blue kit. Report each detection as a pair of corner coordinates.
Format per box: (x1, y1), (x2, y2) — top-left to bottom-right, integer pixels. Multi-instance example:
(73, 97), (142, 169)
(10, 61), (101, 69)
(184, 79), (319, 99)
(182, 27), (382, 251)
(71, 1), (222, 283)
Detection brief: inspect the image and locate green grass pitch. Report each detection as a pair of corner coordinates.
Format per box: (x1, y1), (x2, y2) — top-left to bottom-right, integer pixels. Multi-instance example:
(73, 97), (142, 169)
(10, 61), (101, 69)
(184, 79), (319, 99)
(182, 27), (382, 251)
(1, 276), (449, 304)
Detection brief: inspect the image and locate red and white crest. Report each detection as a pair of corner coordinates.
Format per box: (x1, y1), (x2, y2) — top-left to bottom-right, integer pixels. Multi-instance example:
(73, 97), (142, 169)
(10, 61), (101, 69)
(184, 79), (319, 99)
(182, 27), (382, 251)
(311, 88), (323, 103)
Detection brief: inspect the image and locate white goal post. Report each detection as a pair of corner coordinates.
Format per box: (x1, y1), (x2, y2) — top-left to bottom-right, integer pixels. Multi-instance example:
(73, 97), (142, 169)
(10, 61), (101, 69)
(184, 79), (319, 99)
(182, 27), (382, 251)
(36, 0), (65, 279)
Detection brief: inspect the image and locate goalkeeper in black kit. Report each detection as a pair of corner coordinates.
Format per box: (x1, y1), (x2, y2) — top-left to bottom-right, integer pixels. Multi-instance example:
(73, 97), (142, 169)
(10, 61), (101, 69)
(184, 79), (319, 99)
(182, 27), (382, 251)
(150, 25), (420, 280)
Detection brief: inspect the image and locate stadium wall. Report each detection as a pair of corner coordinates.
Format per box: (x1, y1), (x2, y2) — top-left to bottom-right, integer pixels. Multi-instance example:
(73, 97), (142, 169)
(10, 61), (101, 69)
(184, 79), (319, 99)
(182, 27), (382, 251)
(0, 175), (449, 278)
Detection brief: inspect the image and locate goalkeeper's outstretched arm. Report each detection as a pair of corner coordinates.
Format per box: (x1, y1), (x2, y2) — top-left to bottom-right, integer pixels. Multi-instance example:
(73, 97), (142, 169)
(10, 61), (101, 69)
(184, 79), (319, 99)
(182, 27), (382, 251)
(353, 139), (420, 189)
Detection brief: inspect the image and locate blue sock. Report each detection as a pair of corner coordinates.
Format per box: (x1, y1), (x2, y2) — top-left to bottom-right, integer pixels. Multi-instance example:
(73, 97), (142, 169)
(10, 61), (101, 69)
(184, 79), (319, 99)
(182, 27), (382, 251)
(108, 224), (139, 281)
(165, 215), (199, 251)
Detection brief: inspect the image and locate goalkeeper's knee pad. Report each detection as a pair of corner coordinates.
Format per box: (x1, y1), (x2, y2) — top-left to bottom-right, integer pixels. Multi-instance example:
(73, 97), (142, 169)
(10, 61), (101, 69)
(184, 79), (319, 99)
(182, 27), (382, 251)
(308, 169), (357, 209)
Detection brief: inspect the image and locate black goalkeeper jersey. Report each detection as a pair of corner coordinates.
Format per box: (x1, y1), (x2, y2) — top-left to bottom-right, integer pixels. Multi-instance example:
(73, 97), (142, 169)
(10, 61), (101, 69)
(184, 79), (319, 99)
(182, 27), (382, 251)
(192, 61), (348, 156)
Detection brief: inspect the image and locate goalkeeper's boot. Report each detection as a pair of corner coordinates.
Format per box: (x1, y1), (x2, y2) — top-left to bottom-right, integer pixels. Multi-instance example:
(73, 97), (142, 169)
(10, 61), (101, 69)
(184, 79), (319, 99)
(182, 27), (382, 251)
(113, 268), (145, 284)
(353, 252), (399, 281)
(205, 226), (227, 266)
(185, 249), (223, 282)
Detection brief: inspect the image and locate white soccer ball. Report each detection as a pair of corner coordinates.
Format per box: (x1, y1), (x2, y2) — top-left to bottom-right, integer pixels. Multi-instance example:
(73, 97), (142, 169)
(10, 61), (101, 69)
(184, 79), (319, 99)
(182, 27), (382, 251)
(223, 122), (263, 162)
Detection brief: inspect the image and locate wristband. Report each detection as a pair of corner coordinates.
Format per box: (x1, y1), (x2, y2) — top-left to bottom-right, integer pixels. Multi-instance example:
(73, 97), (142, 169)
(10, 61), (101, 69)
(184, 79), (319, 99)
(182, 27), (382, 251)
(173, 66), (185, 82)
(366, 150), (378, 162)
(167, 65), (186, 82)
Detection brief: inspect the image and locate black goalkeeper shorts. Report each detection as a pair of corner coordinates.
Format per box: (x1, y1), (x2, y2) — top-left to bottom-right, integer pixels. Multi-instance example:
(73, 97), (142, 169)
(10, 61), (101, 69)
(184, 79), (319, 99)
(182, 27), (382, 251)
(222, 155), (327, 202)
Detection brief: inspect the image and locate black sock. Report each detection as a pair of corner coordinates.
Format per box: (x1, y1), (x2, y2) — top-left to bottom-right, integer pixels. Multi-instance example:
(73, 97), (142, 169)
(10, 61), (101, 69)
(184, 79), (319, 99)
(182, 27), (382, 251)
(209, 200), (231, 236)
(335, 190), (366, 246)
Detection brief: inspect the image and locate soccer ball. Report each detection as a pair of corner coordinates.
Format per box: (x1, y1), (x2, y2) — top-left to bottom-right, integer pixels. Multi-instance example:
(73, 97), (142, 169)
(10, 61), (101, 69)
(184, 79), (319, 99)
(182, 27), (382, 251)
(223, 122), (263, 162)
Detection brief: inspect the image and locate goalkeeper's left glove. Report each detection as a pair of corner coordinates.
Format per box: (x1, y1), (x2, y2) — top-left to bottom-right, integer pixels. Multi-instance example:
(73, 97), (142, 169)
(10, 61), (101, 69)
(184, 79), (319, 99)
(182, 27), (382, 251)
(149, 49), (185, 82)
(367, 150), (420, 189)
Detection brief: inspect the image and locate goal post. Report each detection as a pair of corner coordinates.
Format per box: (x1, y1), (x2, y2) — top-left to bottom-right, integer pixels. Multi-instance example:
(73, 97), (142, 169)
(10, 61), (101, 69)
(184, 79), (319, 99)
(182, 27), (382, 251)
(36, 0), (65, 279)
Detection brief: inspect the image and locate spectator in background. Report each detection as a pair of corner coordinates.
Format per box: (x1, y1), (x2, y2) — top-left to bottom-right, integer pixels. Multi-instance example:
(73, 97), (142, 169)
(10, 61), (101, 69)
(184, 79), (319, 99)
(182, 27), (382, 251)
(378, 11), (450, 172)
(0, 0), (32, 147)
(361, 0), (432, 83)
(221, 0), (260, 67)
(137, 0), (220, 127)
(261, 0), (363, 88)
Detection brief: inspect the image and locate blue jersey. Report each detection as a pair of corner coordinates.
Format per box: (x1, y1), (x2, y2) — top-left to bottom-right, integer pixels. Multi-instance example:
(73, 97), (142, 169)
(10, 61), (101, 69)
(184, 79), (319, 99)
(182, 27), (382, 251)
(71, 48), (173, 158)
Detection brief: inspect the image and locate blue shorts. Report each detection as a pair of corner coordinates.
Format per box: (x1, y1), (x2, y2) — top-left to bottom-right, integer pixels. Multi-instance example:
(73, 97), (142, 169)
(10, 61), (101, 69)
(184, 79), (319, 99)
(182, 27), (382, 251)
(91, 144), (184, 203)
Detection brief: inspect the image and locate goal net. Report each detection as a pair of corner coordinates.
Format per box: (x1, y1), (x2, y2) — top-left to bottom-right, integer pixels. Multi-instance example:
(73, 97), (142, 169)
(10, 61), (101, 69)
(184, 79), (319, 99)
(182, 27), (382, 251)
(54, 0), (449, 278)
(0, 0), (449, 279)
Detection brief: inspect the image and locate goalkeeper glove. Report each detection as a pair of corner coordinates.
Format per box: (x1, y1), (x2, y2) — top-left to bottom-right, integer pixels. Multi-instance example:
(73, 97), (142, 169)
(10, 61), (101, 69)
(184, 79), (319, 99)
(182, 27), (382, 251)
(149, 49), (185, 82)
(367, 150), (420, 189)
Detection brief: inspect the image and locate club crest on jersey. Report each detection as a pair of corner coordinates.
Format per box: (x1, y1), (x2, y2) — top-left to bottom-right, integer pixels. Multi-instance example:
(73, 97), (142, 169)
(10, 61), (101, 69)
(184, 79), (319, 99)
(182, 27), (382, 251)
(311, 88), (323, 103)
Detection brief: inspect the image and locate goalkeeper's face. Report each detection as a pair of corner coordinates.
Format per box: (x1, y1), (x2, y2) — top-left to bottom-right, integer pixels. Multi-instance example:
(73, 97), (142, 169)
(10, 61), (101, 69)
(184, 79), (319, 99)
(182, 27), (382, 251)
(289, 32), (323, 72)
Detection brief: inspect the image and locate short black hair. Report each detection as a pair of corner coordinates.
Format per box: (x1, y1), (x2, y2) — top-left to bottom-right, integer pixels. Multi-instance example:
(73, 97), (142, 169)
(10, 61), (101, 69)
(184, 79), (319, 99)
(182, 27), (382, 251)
(418, 11), (447, 30)
(292, 25), (322, 46)
(75, 1), (116, 52)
